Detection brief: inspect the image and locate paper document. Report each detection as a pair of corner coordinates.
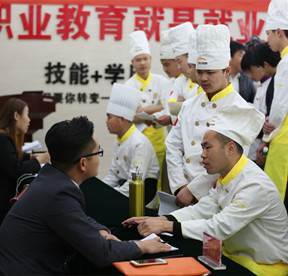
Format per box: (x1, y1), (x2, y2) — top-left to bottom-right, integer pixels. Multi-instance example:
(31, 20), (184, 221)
(135, 111), (155, 121)
(141, 233), (179, 251)
(22, 141), (42, 152)
(157, 191), (181, 216)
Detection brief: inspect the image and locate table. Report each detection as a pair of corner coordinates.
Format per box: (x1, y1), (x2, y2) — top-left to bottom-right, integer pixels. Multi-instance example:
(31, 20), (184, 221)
(69, 177), (254, 275)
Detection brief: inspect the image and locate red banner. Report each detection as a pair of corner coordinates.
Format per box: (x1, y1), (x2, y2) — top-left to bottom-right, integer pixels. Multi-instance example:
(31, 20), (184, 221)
(1, 0), (270, 12)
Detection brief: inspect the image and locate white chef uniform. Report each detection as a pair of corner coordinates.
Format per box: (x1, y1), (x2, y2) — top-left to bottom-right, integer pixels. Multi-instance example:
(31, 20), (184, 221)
(104, 83), (159, 199)
(103, 124), (159, 198)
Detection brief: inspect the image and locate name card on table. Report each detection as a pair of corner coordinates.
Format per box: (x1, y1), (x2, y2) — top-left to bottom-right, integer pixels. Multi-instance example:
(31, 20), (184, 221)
(198, 232), (226, 270)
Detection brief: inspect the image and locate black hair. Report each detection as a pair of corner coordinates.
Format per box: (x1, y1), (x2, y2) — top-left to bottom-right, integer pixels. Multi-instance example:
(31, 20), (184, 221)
(230, 40), (245, 58)
(215, 132), (244, 155)
(241, 49), (256, 72)
(253, 42), (281, 67)
(245, 35), (262, 50)
(45, 116), (95, 171)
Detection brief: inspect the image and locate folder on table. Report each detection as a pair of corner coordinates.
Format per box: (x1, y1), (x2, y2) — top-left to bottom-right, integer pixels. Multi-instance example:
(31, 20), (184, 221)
(113, 257), (211, 276)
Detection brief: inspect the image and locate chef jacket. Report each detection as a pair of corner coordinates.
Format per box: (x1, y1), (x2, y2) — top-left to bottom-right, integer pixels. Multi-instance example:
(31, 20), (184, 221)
(168, 75), (199, 103)
(263, 46), (288, 143)
(170, 155), (288, 265)
(103, 124), (159, 197)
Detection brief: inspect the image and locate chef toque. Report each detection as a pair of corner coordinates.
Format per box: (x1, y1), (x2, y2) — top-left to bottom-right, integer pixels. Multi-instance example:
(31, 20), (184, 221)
(129, 30), (150, 59)
(196, 24), (231, 70)
(106, 83), (141, 121)
(209, 105), (265, 148)
(266, 0), (288, 30)
(188, 30), (197, 64)
(160, 30), (174, 59)
(169, 22), (195, 57)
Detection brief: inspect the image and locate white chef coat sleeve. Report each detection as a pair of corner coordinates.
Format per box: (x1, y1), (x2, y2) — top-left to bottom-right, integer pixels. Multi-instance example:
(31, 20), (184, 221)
(186, 171), (219, 200)
(263, 59), (288, 142)
(102, 157), (120, 189)
(173, 182), (270, 241)
(165, 106), (188, 195)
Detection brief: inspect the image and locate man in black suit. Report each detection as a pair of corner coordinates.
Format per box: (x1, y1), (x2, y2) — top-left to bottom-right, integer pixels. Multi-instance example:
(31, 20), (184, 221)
(0, 116), (170, 275)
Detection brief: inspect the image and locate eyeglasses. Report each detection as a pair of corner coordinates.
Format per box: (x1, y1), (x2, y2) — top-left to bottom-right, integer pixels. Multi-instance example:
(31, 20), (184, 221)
(74, 146), (104, 163)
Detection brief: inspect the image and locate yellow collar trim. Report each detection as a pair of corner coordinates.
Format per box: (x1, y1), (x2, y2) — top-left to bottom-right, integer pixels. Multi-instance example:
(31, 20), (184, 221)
(135, 72), (151, 91)
(177, 73), (183, 78)
(196, 86), (203, 95)
(117, 124), (136, 143)
(281, 45), (288, 59)
(206, 83), (234, 102)
(218, 155), (248, 186)
(188, 78), (197, 91)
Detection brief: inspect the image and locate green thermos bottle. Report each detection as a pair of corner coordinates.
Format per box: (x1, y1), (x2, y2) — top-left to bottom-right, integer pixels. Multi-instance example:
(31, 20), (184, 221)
(129, 169), (144, 217)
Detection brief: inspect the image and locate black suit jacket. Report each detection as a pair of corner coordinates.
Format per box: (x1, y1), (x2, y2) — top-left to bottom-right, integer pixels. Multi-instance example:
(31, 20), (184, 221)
(0, 163), (141, 275)
(238, 71), (256, 103)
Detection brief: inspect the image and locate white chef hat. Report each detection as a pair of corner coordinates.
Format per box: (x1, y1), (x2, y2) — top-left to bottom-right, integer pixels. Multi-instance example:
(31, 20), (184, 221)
(169, 22), (195, 57)
(106, 83), (141, 121)
(160, 30), (174, 59)
(208, 105), (265, 148)
(128, 30), (150, 59)
(266, 0), (288, 31)
(196, 24), (231, 70)
(188, 30), (197, 64)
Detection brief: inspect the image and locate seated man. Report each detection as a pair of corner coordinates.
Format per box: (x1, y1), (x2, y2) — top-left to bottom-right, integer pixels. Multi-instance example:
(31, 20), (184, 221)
(123, 105), (288, 271)
(103, 83), (159, 205)
(0, 116), (170, 275)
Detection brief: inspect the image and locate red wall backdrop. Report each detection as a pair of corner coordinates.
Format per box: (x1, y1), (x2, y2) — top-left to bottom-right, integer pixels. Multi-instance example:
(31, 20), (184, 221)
(2, 0), (270, 12)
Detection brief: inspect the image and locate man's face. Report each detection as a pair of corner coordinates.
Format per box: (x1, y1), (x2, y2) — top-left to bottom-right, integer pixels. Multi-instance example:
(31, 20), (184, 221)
(201, 130), (229, 176)
(266, 30), (281, 52)
(229, 49), (245, 73)
(188, 63), (197, 83)
(131, 54), (151, 76)
(175, 54), (190, 77)
(86, 135), (101, 177)
(106, 114), (122, 136)
(196, 67), (230, 97)
(245, 65), (265, 82)
(160, 59), (181, 78)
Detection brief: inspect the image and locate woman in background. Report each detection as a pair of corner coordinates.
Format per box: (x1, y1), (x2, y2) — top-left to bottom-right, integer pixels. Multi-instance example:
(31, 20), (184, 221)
(0, 98), (50, 224)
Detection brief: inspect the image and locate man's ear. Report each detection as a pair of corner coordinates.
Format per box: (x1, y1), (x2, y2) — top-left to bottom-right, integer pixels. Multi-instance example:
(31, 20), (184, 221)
(226, 140), (236, 156)
(225, 66), (231, 78)
(77, 157), (87, 172)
